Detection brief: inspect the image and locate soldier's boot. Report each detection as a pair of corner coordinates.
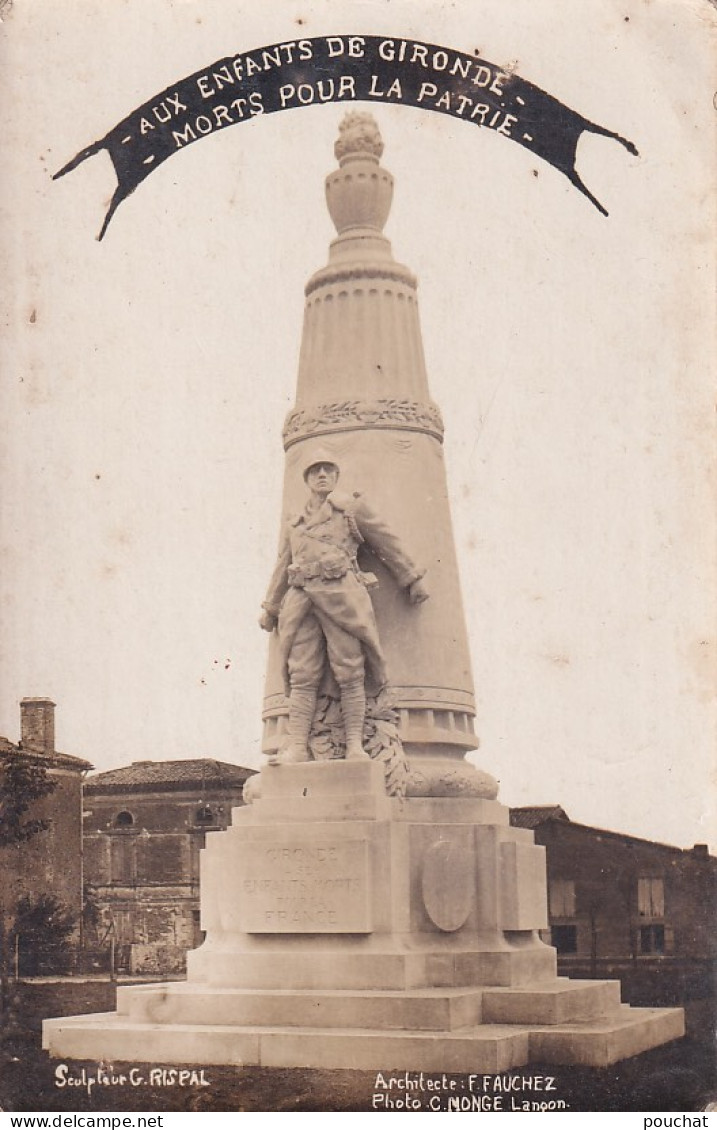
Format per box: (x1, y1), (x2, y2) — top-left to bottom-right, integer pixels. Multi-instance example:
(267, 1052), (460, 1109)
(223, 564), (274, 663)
(272, 687), (316, 765)
(341, 678), (371, 760)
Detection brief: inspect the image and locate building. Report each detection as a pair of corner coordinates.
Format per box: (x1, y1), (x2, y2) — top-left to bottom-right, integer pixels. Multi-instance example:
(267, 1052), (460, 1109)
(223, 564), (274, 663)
(510, 806), (717, 1036)
(83, 758), (255, 973)
(0, 699), (92, 945)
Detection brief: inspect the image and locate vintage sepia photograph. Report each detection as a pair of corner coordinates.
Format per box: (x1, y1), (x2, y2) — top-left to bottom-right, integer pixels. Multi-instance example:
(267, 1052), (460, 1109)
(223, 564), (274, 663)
(0, 0), (715, 1115)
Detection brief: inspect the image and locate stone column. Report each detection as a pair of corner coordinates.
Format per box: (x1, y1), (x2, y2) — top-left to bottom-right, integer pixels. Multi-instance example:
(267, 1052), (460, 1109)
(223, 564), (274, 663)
(262, 113), (496, 800)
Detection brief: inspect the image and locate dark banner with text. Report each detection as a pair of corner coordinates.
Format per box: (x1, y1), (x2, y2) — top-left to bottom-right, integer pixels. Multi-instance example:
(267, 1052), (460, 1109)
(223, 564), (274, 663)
(54, 34), (638, 238)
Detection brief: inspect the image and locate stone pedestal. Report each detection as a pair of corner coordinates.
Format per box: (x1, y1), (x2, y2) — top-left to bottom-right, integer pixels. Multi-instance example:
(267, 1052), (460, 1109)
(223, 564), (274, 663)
(43, 762), (684, 1070)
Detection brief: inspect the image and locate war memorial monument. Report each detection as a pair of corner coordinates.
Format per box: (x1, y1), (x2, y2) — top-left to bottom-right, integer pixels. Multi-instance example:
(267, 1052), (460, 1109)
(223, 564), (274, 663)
(43, 113), (684, 1072)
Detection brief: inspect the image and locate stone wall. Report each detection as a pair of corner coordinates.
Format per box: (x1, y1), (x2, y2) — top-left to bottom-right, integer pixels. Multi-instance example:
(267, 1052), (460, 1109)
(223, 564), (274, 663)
(1, 767), (85, 931)
(82, 783), (247, 972)
(534, 820), (716, 963)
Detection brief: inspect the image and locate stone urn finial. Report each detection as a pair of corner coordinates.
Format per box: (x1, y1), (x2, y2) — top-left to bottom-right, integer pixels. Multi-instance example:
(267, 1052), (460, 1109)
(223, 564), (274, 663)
(325, 113), (394, 236)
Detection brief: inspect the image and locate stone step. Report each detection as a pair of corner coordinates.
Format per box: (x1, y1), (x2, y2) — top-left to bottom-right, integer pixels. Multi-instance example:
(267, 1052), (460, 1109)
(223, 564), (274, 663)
(117, 977), (621, 1031)
(43, 1012), (529, 1073)
(42, 1005), (684, 1072)
(117, 983), (485, 1031)
(482, 978), (623, 1025)
(528, 1005), (685, 1068)
(249, 794), (389, 823)
(187, 943), (558, 990)
(417, 947), (558, 989)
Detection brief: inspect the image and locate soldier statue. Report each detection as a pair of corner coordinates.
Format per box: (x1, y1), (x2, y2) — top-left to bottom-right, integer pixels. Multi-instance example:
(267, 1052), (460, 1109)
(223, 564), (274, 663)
(260, 455), (429, 765)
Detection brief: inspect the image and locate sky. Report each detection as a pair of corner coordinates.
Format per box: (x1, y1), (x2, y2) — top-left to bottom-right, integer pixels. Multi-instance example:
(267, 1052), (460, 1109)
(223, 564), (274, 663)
(0, 0), (715, 852)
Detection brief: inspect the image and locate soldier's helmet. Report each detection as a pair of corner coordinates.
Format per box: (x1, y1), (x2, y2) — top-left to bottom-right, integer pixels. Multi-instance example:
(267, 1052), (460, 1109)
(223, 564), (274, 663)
(302, 453), (340, 481)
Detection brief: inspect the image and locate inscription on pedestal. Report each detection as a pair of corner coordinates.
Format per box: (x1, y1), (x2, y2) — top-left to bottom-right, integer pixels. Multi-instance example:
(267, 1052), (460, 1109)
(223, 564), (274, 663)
(236, 839), (372, 933)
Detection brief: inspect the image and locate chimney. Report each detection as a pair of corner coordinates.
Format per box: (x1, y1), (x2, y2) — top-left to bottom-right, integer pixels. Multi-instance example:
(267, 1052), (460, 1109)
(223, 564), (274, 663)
(692, 843), (709, 860)
(20, 698), (56, 754)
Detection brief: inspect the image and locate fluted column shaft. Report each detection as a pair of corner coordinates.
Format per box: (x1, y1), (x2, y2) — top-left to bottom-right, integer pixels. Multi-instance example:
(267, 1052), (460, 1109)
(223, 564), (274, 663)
(262, 114), (491, 796)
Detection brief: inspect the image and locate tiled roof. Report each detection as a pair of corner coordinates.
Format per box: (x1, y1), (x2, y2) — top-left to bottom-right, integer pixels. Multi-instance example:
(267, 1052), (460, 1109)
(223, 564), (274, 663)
(509, 807), (713, 858)
(0, 737), (92, 771)
(509, 805), (570, 829)
(85, 758), (255, 794)
(546, 818), (717, 860)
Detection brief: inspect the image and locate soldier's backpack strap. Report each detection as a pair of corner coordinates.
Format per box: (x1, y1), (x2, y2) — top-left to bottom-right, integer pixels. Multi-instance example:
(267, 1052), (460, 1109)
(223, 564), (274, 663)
(327, 489), (364, 544)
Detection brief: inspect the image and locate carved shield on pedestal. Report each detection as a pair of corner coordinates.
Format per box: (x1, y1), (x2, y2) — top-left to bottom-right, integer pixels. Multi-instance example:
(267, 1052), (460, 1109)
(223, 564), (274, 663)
(421, 836), (475, 932)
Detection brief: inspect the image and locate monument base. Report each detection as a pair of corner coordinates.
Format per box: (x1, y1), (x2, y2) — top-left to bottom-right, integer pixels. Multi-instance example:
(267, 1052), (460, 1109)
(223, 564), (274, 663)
(43, 761), (683, 1070)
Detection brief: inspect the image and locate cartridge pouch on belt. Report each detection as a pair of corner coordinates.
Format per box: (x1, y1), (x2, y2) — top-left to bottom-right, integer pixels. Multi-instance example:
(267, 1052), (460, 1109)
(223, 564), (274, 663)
(288, 555), (349, 587)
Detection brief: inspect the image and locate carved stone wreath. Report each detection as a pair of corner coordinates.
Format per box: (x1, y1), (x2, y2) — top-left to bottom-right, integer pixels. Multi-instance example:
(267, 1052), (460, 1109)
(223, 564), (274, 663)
(283, 397), (444, 449)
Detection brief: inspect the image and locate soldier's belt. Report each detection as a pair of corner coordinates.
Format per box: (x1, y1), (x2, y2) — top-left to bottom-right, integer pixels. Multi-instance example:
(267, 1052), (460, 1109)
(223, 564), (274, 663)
(288, 558), (348, 586)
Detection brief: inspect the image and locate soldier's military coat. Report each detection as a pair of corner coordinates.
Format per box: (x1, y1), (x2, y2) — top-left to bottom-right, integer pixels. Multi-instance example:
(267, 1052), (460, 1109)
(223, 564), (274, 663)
(263, 489), (423, 695)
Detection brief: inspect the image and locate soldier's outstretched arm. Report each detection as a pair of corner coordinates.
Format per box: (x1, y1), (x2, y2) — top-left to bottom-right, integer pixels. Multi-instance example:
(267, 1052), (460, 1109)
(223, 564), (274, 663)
(353, 495), (428, 599)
